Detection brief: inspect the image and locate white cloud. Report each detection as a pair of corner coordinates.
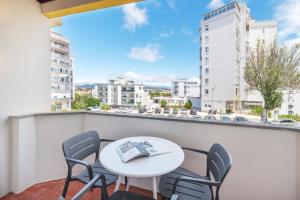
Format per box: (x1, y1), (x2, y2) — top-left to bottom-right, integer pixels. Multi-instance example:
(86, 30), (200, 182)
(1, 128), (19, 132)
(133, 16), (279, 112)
(181, 28), (193, 36)
(159, 30), (174, 38)
(274, 0), (300, 46)
(166, 0), (178, 14)
(207, 0), (225, 11)
(128, 44), (163, 62)
(122, 3), (148, 32)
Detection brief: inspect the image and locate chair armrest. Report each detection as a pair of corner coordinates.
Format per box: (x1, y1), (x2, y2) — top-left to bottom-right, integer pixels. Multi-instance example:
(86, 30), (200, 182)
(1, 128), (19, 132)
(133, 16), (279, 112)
(182, 147), (208, 155)
(71, 174), (101, 200)
(172, 176), (220, 193)
(66, 158), (93, 180)
(100, 139), (115, 143)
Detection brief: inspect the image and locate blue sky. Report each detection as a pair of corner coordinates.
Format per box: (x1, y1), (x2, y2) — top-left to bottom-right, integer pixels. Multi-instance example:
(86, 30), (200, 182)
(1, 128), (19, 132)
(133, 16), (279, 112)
(53, 0), (300, 86)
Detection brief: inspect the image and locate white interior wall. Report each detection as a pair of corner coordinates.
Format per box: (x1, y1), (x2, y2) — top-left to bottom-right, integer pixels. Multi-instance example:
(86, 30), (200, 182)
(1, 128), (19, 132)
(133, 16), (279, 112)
(0, 0), (51, 196)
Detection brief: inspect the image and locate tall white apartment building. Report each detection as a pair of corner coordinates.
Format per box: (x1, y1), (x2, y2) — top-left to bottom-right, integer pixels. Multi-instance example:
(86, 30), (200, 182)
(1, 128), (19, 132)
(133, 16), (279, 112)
(94, 77), (148, 107)
(172, 78), (200, 98)
(200, 1), (277, 112)
(50, 31), (74, 111)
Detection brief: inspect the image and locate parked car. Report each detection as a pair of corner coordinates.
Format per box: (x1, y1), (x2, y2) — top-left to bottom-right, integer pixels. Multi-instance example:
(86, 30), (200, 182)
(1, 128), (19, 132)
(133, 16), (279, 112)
(172, 108), (178, 114)
(87, 106), (101, 112)
(233, 116), (248, 122)
(181, 109), (187, 115)
(278, 119), (296, 125)
(163, 108), (170, 114)
(204, 115), (216, 120)
(220, 116), (231, 122)
(139, 107), (147, 113)
(155, 108), (161, 114)
(190, 109), (197, 115)
(147, 108), (154, 113)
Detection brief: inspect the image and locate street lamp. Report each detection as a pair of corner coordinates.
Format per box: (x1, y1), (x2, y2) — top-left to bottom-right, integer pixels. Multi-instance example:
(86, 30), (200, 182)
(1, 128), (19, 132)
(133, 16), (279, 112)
(211, 87), (216, 114)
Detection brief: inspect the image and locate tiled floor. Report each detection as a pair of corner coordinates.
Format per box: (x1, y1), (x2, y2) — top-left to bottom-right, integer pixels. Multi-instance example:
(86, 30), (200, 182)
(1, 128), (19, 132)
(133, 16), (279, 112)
(1, 179), (161, 200)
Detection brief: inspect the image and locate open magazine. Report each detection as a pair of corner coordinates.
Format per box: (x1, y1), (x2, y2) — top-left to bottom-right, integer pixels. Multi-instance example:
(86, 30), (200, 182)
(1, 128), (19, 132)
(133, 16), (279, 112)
(116, 140), (171, 162)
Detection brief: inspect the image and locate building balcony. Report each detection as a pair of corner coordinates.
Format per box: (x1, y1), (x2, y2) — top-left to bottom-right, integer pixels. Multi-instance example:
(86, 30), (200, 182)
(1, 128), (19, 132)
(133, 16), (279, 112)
(3, 111), (300, 200)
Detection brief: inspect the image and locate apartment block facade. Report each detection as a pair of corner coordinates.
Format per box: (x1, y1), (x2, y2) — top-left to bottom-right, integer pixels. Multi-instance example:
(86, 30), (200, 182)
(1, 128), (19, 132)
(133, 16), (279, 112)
(94, 77), (149, 107)
(50, 31), (74, 111)
(172, 78), (200, 98)
(200, 1), (277, 112)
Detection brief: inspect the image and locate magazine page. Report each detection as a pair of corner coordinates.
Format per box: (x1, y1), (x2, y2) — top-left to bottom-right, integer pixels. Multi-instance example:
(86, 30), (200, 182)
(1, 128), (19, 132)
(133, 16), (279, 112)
(116, 141), (149, 162)
(141, 141), (171, 156)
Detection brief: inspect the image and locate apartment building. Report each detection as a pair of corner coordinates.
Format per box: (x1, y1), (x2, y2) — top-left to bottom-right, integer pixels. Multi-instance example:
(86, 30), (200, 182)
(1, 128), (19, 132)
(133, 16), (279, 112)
(172, 78), (200, 98)
(279, 90), (300, 115)
(200, 1), (277, 112)
(93, 77), (149, 107)
(50, 31), (74, 111)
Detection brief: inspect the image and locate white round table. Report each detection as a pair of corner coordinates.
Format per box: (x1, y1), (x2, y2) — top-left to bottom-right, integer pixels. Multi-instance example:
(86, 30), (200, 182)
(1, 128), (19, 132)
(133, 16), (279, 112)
(100, 136), (184, 199)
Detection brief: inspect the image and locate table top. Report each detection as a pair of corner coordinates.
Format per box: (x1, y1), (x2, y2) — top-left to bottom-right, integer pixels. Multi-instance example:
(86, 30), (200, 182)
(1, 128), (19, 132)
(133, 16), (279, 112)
(100, 136), (184, 178)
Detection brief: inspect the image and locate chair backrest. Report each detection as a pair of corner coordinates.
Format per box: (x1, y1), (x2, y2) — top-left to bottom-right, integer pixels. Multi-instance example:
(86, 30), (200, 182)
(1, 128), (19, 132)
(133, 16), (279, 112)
(62, 130), (100, 166)
(207, 143), (232, 184)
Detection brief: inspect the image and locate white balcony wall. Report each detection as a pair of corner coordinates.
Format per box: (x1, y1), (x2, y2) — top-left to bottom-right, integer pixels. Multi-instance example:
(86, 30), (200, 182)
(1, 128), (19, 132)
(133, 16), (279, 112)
(9, 112), (300, 200)
(0, 0), (51, 196)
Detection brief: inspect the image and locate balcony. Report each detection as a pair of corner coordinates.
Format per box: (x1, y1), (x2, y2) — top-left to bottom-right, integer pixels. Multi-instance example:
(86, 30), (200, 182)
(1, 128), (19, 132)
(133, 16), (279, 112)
(4, 111), (300, 200)
(1, 1), (300, 200)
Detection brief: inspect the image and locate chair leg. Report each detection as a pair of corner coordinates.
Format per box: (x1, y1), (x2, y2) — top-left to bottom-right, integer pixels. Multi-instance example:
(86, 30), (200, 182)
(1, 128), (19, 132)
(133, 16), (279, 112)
(62, 176), (71, 198)
(125, 176), (128, 190)
(62, 168), (72, 198)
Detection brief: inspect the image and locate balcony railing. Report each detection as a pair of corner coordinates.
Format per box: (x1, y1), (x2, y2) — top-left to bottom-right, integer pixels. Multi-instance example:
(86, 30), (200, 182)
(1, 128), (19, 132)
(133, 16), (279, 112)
(203, 2), (239, 21)
(8, 111), (300, 200)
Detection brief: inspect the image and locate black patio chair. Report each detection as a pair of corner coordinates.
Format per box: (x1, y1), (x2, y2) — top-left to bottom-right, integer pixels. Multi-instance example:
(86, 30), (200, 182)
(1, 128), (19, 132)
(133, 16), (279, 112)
(159, 143), (232, 200)
(58, 174), (179, 200)
(61, 130), (118, 198)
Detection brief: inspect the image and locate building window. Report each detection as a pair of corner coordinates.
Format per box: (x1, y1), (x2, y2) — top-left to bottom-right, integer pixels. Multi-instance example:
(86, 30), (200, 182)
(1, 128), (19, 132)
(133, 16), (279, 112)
(205, 79), (209, 84)
(205, 25), (209, 31)
(205, 89), (209, 95)
(205, 57), (209, 64)
(205, 68), (209, 74)
(205, 47), (209, 53)
(205, 36), (209, 43)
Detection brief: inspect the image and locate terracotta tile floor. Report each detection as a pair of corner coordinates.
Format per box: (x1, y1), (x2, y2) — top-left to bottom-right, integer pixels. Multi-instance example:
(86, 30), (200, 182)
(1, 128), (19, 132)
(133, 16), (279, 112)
(1, 179), (162, 200)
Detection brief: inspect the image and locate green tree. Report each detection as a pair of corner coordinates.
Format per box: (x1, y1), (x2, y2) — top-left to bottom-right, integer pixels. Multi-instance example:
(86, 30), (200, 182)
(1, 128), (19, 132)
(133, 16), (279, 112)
(72, 93), (100, 110)
(184, 99), (192, 109)
(149, 91), (171, 99)
(136, 102), (142, 110)
(84, 95), (100, 108)
(160, 99), (168, 108)
(245, 40), (300, 122)
(101, 103), (111, 111)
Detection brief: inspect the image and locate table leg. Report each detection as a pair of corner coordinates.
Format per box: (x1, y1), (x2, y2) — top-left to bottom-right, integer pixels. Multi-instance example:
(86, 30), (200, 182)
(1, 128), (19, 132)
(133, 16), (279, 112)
(114, 176), (122, 192)
(125, 177), (130, 191)
(152, 176), (157, 200)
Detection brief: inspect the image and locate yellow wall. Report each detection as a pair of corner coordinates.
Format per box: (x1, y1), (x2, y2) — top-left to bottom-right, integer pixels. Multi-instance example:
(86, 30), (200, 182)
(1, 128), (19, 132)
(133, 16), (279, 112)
(43, 0), (142, 18)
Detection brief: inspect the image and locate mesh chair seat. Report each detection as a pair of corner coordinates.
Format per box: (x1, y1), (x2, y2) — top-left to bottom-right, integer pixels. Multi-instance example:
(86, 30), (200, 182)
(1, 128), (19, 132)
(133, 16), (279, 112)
(159, 144), (232, 200)
(159, 167), (212, 200)
(77, 160), (117, 187)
